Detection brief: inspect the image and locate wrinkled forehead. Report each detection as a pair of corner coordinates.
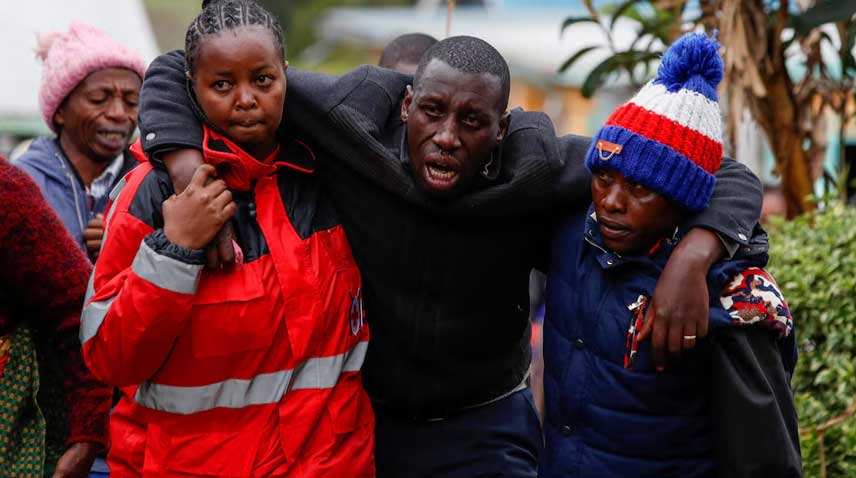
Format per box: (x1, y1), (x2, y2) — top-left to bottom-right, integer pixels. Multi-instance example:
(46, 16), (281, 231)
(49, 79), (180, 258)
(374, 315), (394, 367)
(413, 59), (504, 108)
(73, 67), (142, 96)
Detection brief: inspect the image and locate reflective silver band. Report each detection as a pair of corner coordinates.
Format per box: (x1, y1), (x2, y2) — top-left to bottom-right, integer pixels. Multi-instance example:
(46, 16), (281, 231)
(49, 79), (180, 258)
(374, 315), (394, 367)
(135, 340), (368, 415)
(131, 239), (203, 295)
(80, 296), (117, 344)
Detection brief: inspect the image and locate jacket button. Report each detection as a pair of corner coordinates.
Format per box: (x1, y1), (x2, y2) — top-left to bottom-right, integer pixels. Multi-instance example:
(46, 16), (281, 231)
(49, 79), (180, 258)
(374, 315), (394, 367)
(738, 233), (748, 241)
(145, 132), (156, 141)
(561, 425), (573, 435)
(606, 259), (614, 266)
(575, 339), (585, 350)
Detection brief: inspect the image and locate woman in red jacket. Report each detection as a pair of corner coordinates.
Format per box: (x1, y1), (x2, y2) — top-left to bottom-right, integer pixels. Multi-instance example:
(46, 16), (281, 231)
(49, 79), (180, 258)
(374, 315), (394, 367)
(80, 1), (373, 476)
(0, 157), (112, 477)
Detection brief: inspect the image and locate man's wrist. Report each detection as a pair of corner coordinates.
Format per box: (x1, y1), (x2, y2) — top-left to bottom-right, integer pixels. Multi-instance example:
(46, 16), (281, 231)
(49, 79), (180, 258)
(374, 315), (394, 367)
(676, 227), (726, 270)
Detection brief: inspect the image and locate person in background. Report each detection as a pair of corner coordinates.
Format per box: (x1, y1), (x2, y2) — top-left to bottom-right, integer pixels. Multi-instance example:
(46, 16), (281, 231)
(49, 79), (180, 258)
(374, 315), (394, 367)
(14, 22), (145, 262)
(378, 32), (438, 74)
(543, 33), (801, 478)
(0, 157), (111, 477)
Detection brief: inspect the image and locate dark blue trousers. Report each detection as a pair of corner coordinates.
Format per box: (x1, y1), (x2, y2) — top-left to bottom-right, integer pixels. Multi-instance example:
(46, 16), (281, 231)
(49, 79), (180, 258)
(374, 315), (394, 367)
(374, 388), (542, 478)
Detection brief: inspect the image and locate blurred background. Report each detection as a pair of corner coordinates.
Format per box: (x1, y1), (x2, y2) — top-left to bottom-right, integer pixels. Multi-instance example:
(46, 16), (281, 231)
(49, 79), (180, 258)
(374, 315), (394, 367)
(0, 1), (854, 476)
(1, 0), (854, 212)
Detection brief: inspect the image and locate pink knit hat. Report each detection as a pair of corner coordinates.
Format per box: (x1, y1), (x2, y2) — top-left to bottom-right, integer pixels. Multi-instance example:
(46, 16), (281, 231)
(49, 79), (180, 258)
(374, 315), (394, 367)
(36, 21), (147, 133)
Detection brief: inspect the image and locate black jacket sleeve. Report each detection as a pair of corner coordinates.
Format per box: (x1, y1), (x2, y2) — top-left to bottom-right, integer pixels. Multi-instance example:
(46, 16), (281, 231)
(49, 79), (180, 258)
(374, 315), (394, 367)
(709, 326), (802, 478)
(685, 157), (762, 249)
(138, 50), (203, 161)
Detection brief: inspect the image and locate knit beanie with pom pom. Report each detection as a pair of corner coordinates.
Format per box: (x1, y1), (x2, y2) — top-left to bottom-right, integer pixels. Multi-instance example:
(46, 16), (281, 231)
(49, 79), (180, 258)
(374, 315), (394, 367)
(36, 22), (147, 133)
(584, 32), (724, 211)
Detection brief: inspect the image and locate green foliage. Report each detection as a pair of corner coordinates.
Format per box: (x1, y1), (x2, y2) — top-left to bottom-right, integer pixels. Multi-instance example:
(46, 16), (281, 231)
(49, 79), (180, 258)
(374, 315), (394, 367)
(790, 0), (856, 36)
(559, 0), (685, 97)
(258, 0), (411, 58)
(767, 205), (856, 477)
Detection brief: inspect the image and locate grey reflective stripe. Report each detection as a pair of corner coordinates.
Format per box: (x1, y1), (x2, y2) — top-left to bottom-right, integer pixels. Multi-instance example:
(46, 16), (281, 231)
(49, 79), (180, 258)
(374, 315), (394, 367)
(100, 176), (126, 247)
(79, 177), (127, 344)
(108, 176), (127, 201)
(292, 340), (366, 390)
(80, 296), (117, 344)
(132, 240), (202, 295)
(135, 340), (368, 415)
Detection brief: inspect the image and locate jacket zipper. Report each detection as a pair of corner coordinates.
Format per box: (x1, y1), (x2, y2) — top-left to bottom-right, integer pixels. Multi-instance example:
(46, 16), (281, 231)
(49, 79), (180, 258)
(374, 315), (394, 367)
(55, 151), (87, 233)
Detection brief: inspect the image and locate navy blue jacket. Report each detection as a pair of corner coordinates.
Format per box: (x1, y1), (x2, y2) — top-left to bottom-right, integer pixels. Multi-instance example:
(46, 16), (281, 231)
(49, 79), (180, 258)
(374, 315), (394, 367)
(543, 210), (801, 478)
(14, 137), (136, 255)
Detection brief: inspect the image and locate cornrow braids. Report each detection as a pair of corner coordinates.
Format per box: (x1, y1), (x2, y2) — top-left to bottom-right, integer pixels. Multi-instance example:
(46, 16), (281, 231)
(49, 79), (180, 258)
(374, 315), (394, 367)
(185, 0), (286, 74)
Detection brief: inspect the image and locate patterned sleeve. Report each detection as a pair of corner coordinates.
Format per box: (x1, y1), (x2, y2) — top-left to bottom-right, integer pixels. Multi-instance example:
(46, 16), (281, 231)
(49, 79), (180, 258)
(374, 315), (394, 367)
(0, 160), (111, 446)
(719, 267), (793, 338)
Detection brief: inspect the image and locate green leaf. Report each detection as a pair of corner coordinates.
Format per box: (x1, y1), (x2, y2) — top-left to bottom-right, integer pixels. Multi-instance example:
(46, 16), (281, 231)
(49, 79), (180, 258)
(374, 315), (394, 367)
(581, 55), (622, 98)
(559, 45), (601, 73)
(845, 22), (856, 72)
(609, 0), (641, 32)
(561, 15), (600, 34)
(580, 50), (660, 97)
(790, 0), (856, 35)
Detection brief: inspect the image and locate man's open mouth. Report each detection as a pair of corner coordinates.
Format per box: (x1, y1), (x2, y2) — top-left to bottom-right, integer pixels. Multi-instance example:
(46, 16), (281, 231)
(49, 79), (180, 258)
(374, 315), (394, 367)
(426, 161), (458, 182)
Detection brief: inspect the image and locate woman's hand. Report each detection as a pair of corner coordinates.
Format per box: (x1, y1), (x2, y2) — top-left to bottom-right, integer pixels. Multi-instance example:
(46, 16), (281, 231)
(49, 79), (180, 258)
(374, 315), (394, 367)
(52, 441), (99, 478)
(163, 164), (236, 250)
(164, 149), (237, 268)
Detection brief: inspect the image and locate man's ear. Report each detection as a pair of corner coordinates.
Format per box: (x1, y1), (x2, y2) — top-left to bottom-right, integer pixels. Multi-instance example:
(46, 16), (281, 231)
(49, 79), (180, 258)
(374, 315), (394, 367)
(401, 85), (414, 123)
(496, 110), (510, 142)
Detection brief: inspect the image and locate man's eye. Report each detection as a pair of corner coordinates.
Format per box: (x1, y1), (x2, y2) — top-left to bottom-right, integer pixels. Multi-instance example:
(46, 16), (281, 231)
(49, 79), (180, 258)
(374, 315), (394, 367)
(256, 75), (273, 86)
(421, 104), (440, 116)
(212, 80), (231, 91)
(462, 114), (480, 127)
(88, 95), (107, 105)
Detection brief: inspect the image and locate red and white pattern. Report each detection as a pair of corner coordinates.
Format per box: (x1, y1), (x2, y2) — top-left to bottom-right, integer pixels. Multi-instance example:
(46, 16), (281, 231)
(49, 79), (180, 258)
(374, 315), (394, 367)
(720, 268), (793, 337)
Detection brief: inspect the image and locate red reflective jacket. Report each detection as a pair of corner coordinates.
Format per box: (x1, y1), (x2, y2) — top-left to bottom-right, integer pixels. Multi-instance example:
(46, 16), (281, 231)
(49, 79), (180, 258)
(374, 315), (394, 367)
(82, 134), (374, 477)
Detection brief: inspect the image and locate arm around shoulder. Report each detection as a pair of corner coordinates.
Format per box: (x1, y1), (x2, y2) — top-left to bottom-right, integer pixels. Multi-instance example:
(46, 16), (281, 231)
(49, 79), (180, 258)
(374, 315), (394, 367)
(686, 157), (762, 247)
(138, 50), (204, 162)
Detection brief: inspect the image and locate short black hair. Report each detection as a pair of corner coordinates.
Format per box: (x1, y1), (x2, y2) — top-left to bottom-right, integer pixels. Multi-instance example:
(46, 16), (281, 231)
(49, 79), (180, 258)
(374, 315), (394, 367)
(186, 0), (286, 74)
(378, 33), (438, 69)
(414, 35), (511, 110)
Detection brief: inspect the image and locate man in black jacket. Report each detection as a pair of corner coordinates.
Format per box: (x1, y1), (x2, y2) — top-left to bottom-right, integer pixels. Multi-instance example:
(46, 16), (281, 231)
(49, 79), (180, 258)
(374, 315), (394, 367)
(138, 36), (764, 478)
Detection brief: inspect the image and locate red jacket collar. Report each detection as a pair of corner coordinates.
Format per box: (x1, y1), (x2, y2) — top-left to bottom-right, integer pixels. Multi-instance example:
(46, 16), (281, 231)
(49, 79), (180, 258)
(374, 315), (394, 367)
(202, 126), (315, 191)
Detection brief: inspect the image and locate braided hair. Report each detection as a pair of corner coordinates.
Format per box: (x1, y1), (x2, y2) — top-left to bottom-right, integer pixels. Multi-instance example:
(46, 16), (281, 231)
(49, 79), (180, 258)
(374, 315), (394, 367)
(185, 0), (286, 74)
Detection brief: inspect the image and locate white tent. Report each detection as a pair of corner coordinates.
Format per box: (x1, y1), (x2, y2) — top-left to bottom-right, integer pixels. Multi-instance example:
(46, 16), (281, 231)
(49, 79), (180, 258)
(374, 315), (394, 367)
(0, 0), (159, 137)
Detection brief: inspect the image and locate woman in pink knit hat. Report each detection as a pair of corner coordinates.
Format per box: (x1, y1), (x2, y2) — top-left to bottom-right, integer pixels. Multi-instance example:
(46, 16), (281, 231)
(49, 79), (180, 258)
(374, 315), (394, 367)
(15, 21), (147, 263)
(9, 21), (147, 477)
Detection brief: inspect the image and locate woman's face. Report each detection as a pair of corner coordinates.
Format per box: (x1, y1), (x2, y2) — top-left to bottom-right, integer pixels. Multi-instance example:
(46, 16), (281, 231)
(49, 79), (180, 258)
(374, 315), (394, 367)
(54, 67), (141, 163)
(191, 25), (286, 160)
(591, 167), (683, 254)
